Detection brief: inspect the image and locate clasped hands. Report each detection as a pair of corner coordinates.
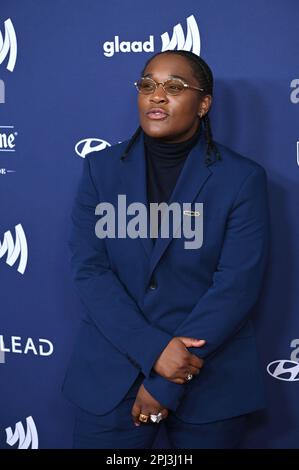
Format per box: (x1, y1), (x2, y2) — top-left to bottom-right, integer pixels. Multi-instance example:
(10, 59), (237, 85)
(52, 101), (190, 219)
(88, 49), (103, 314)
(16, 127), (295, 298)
(132, 336), (206, 426)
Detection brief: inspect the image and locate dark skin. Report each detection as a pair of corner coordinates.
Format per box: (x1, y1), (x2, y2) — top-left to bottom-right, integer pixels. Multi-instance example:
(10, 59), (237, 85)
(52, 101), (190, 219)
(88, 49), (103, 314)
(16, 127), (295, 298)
(138, 53), (212, 142)
(132, 54), (212, 426)
(131, 337), (206, 426)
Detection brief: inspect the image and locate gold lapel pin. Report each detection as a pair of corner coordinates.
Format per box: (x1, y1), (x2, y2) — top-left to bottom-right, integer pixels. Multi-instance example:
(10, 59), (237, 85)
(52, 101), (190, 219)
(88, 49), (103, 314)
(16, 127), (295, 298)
(183, 210), (200, 217)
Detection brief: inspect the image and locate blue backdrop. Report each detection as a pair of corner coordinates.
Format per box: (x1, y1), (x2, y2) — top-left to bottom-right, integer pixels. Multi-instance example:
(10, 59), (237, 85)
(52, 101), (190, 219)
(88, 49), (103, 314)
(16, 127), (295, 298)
(0, 0), (298, 449)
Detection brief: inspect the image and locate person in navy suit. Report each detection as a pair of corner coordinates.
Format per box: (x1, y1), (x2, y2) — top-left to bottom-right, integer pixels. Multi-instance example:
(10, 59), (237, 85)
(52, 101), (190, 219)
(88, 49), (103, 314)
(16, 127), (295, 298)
(63, 50), (270, 449)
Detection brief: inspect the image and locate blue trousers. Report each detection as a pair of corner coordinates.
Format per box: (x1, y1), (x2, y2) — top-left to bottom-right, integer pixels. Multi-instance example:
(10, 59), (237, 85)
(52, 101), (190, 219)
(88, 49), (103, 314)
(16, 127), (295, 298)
(73, 377), (248, 449)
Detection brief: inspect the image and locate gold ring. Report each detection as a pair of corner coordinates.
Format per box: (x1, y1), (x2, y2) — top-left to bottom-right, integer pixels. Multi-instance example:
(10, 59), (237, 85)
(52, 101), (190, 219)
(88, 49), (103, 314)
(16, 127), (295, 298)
(138, 413), (149, 423)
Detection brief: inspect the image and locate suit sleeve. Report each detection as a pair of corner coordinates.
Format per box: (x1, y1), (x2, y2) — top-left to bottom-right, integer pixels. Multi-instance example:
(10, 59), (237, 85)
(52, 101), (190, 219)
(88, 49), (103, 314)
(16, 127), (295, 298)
(69, 156), (173, 378)
(143, 167), (270, 409)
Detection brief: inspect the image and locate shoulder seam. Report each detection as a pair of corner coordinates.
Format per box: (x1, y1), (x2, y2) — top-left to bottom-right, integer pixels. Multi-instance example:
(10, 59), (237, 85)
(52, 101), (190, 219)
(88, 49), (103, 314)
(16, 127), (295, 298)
(231, 167), (262, 210)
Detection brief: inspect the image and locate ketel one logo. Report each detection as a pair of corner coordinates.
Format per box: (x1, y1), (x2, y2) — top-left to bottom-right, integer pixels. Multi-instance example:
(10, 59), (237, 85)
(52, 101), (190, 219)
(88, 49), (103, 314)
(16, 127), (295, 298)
(102, 15), (200, 57)
(0, 126), (17, 151)
(0, 18), (17, 72)
(75, 138), (111, 158)
(0, 223), (28, 274)
(267, 360), (299, 382)
(6, 416), (38, 449)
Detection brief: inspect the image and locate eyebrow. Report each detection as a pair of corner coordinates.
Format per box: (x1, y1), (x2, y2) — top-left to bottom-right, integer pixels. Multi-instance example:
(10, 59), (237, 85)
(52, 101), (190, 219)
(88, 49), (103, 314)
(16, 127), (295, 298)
(144, 73), (188, 81)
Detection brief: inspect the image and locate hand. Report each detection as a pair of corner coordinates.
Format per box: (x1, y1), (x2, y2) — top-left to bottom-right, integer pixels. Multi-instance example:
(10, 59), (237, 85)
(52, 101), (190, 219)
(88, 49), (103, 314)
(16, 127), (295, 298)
(153, 337), (206, 384)
(131, 384), (168, 427)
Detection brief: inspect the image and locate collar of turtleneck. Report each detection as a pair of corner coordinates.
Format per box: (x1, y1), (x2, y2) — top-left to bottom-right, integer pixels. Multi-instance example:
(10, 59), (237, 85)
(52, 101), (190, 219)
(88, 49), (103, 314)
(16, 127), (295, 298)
(143, 125), (201, 167)
(143, 124), (202, 208)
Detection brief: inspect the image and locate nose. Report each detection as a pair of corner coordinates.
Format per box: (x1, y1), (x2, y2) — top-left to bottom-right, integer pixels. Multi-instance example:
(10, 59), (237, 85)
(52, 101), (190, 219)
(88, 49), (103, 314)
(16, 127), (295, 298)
(150, 83), (168, 103)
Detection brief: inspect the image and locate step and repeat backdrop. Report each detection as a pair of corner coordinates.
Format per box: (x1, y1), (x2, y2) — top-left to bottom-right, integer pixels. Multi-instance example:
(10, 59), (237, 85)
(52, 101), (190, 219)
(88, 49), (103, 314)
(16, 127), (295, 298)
(0, 0), (298, 449)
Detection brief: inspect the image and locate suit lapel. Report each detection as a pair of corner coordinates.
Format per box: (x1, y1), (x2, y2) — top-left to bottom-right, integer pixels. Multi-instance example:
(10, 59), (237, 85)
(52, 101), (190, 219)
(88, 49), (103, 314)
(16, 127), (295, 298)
(147, 133), (212, 284)
(119, 133), (153, 258)
(119, 130), (213, 282)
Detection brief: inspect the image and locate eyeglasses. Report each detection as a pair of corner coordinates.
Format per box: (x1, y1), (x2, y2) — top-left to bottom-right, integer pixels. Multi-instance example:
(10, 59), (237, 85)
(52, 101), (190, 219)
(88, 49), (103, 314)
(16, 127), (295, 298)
(134, 77), (204, 96)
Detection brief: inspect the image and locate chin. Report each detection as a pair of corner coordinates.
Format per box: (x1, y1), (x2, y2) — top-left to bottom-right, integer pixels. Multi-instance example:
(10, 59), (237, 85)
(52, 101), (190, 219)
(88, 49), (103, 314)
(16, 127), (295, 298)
(141, 123), (172, 140)
(145, 129), (169, 139)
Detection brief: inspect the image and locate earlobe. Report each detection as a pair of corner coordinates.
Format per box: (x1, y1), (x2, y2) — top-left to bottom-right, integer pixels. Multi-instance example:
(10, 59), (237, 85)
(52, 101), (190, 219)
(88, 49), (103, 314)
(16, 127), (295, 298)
(199, 95), (212, 117)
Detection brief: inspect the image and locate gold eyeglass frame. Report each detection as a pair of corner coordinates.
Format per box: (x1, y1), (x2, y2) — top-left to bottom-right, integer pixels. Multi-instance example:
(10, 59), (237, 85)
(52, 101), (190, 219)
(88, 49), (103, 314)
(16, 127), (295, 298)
(134, 77), (204, 96)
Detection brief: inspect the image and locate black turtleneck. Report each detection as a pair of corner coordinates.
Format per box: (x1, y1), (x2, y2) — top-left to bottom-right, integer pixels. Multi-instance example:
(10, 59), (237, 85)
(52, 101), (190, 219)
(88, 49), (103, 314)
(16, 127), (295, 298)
(144, 127), (201, 207)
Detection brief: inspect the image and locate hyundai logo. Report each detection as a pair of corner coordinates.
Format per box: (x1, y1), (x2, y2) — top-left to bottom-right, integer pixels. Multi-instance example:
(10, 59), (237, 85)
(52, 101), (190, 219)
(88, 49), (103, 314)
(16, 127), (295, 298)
(267, 360), (299, 382)
(75, 138), (111, 158)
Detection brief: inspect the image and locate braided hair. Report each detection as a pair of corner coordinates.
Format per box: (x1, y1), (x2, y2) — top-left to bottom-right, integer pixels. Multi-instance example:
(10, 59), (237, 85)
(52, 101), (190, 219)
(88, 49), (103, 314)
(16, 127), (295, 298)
(121, 50), (221, 165)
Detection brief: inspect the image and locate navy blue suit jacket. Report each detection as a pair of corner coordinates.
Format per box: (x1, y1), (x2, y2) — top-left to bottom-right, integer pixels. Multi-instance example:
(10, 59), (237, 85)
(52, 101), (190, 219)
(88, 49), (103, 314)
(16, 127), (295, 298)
(63, 130), (269, 424)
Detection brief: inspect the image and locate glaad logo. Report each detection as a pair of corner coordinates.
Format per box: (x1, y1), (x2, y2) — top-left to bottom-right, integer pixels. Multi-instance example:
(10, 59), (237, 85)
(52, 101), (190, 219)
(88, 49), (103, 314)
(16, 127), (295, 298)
(267, 339), (299, 381)
(102, 15), (200, 58)
(0, 223), (28, 274)
(75, 138), (111, 158)
(6, 416), (38, 449)
(161, 15), (200, 55)
(0, 125), (17, 151)
(0, 18), (17, 72)
(290, 79), (299, 104)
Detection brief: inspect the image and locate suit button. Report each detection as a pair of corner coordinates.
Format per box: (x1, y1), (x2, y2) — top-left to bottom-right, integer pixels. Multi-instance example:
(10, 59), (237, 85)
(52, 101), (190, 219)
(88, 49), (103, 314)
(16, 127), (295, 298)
(149, 278), (157, 290)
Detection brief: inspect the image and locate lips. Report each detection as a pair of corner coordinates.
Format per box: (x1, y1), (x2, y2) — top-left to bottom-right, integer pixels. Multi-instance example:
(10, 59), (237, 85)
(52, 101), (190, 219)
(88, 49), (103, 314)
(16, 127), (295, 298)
(146, 108), (169, 120)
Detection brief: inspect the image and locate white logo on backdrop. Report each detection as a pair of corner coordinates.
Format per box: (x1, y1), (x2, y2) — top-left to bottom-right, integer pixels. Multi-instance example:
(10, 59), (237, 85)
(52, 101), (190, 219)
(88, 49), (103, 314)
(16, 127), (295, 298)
(161, 15), (200, 55)
(267, 339), (299, 381)
(102, 15), (200, 57)
(0, 224), (28, 274)
(0, 19), (17, 72)
(297, 141), (299, 167)
(75, 138), (111, 158)
(0, 335), (54, 357)
(0, 126), (17, 151)
(6, 416), (38, 449)
(267, 360), (299, 382)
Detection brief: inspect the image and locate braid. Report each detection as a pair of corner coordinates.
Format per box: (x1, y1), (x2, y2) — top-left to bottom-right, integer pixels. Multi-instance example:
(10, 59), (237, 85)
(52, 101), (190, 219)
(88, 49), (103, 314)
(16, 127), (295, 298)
(202, 114), (221, 164)
(142, 50), (221, 166)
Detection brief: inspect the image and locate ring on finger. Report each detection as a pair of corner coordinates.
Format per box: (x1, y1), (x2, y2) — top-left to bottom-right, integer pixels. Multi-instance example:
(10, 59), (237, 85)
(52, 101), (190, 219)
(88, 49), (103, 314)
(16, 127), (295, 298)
(150, 412), (163, 424)
(138, 413), (150, 423)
